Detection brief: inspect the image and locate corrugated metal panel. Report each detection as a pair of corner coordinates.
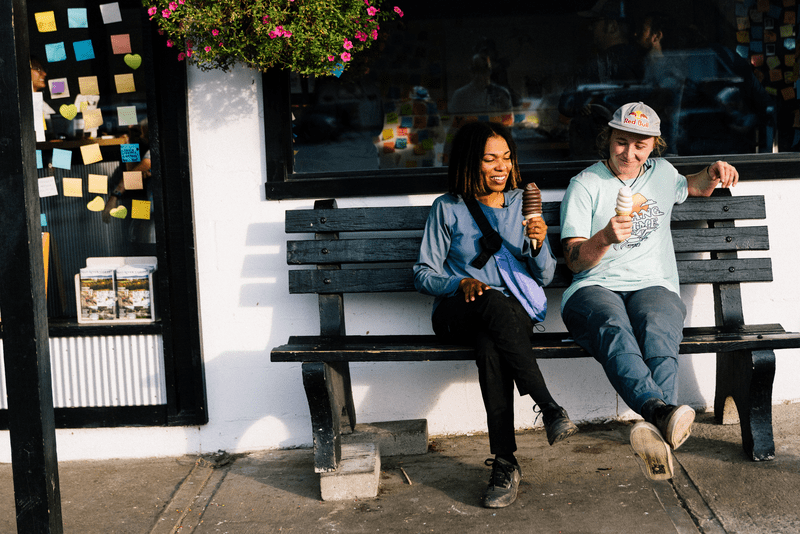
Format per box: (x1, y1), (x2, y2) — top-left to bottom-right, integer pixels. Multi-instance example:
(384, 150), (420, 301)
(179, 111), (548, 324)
(0, 335), (165, 409)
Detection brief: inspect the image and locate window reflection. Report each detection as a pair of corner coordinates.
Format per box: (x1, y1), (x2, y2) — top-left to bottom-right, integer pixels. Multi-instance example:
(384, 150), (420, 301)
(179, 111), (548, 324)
(290, 0), (798, 174)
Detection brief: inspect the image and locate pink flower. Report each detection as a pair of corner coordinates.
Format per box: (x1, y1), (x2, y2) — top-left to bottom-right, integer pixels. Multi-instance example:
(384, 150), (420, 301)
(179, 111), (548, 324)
(355, 31), (367, 42)
(341, 52), (351, 62)
(212, 29), (220, 36)
(367, 6), (378, 16)
(177, 52), (186, 61)
(328, 55), (335, 61)
(262, 15), (269, 24)
(186, 49), (193, 57)
(218, 41), (224, 46)
(186, 39), (194, 49)
(204, 45), (211, 52)
(161, 9), (171, 18)
(166, 39), (174, 47)
(147, 6), (157, 16)
(343, 38), (353, 50)
(169, 2), (177, 11)
(371, 29), (378, 40)
(394, 6), (403, 17)
(179, 0), (184, 3)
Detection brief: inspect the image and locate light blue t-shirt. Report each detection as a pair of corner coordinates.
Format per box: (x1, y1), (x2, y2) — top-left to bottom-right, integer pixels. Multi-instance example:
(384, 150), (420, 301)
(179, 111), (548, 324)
(414, 190), (557, 314)
(559, 159), (688, 311)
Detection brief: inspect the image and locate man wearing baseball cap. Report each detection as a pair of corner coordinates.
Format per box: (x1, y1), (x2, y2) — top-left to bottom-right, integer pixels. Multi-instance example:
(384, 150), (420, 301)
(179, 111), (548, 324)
(558, 101), (740, 480)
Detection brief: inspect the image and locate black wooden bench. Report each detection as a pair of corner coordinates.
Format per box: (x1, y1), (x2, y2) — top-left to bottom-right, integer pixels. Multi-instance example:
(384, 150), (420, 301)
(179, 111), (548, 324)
(271, 190), (800, 472)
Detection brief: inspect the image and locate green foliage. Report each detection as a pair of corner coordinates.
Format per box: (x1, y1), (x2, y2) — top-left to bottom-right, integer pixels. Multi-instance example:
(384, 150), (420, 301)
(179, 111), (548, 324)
(142, 0), (403, 76)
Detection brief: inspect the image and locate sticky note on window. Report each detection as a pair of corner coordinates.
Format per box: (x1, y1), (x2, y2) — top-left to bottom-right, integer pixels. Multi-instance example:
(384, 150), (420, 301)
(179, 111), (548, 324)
(117, 106), (137, 126)
(37, 150), (43, 169)
(78, 76), (100, 95)
(123, 171), (143, 190)
(80, 143), (103, 165)
(121, 144), (140, 163)
(35, 11), (57, 32)
(100, 2), (123, 24)
(114, 73), (136, 94)
(52, 148), (72, 170)
(38, 177), (58, 198)
(73, 40), (95, 61)
(63, 178), (83, 197)
(110, 34), (132, 55)
(41, 213), (48, 226)
(766, 55), (782, 69)
(68, 8), (88, 28)
(45, 42), (67, 63)
(381, 128), (394, 140)
(83, 108), (103, 130)
(131, 200), (151, 220)
(88, 174), (108, 194)
(780, 24), (794, 37)
(49, 78), (70, 99)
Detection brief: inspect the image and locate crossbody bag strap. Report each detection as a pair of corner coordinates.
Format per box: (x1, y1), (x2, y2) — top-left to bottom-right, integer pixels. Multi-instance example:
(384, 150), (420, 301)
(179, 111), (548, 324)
(464, 198), (503, 269)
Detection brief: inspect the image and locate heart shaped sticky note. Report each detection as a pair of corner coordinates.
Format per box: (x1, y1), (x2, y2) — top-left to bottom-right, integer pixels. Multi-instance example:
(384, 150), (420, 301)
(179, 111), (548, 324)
(59, 104), (78, 120)
(124, 53), (142, 70)
(87, 196), (105, 212)
(110, 206), (127, 219)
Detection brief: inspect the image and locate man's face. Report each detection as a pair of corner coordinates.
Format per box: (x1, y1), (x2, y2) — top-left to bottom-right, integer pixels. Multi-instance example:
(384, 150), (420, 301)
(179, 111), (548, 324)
(31, 63), (47, 91)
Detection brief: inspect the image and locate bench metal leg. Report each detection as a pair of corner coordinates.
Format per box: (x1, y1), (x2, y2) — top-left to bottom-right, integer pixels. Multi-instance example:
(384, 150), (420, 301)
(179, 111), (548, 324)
(302, 361), (357, 473)
(714, 349), (776, 461)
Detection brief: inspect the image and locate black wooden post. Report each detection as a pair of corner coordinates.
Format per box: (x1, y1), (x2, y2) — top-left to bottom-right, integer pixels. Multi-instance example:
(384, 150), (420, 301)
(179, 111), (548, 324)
(0, 0), (63, 531)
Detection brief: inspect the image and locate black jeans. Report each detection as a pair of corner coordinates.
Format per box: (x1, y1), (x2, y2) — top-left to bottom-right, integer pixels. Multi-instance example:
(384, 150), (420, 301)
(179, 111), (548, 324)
(432, 289), (556, 455)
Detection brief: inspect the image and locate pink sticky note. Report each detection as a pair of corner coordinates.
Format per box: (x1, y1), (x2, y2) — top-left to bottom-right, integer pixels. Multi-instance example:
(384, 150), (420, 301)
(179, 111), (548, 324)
(110, 34), (132, 54)
(123, 171), (143, 190)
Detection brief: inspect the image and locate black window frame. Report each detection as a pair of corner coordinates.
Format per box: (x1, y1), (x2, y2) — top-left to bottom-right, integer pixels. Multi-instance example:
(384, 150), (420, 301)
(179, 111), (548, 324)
(0, 4), (206, 430)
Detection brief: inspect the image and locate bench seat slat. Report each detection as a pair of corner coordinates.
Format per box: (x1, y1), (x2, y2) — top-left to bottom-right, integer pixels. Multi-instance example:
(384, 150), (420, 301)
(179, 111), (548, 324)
(286, 227), (769, 265)
(287, 258), (773, 294)
(285, 196), (766, 234)
(271, 324), (800, 362)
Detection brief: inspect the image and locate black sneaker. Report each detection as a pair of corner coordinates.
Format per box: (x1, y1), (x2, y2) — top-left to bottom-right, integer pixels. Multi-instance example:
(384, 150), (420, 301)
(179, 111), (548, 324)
(652, 404), (695, 450)
(540, 404), (579, 445)
(482, 457), (522, 508)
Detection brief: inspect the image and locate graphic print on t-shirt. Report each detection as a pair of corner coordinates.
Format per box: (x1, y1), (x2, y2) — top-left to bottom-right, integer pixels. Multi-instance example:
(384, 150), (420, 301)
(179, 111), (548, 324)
(613, 192), (666, 250)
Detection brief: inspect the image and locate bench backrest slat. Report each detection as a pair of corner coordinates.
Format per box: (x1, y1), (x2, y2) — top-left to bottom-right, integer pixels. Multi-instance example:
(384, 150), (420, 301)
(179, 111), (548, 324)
(288, 258), (773, 294)
(286, 226), (769, 265)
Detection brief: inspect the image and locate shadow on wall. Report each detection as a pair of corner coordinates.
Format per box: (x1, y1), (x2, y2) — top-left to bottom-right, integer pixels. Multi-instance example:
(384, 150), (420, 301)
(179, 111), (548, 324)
(186, 65), (263, 132)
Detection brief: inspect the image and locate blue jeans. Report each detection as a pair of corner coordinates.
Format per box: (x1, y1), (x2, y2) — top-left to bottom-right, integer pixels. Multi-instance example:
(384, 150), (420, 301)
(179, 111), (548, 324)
(561, 285), (686, 415)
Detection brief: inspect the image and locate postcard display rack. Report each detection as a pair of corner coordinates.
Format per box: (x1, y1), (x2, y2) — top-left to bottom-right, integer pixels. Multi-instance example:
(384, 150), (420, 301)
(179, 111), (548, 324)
(76, 256), (156, 323)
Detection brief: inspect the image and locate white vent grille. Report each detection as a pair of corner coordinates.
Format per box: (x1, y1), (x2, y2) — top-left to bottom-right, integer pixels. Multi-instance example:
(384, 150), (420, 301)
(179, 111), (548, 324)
(0, 335), (166, 409)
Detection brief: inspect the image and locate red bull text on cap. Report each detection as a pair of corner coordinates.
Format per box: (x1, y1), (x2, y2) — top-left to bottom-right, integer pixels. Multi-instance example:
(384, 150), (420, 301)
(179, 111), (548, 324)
(608, 101), (661, 136)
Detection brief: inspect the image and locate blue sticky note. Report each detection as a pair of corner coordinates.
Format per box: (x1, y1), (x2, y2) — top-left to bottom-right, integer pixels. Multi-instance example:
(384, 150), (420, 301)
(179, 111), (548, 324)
(395, 138), (407, 149)
(400, 116), (413, 128)
(769, 5), (782, 19)
(750, 40), (763, 53)
(68, 8), (88, 28)
(751, 26), (763, 40)
(36, 150), (43, 169)
(120, 144), (140, 163)
(786, 38), (796, 51)
(44, 42), (67, 62)
(330, 62), (345, 78)
(52, 148), (72, 170)
(73, 40), (95, 61)
(41, 213), (47, 227)
(736, 45), (749, 58)
(735, 3), (747, 16)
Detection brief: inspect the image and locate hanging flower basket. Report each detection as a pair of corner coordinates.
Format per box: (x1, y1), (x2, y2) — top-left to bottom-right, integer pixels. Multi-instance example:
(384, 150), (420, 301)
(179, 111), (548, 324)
(141, 0), (403, 77)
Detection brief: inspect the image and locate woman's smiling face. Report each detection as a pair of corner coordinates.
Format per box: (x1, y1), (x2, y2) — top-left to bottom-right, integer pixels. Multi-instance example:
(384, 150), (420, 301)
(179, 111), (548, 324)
(480, 135), (512, 194)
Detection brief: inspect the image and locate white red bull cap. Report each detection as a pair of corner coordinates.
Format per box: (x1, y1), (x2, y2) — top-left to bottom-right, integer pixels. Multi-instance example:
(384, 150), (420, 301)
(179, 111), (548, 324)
(608, 101), (661, 136)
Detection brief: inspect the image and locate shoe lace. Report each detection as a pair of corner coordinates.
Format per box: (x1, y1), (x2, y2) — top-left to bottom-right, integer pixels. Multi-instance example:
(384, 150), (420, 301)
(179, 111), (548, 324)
(484, 458), (513, 488)
(533, 404), (543, 426)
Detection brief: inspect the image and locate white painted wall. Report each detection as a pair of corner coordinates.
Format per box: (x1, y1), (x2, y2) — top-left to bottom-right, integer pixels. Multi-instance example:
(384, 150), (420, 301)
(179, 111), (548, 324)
(2, 65), (798, 461)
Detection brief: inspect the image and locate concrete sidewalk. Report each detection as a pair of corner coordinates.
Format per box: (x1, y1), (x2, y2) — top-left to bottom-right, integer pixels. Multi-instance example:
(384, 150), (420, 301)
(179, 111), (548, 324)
(1, 402), (799, 533)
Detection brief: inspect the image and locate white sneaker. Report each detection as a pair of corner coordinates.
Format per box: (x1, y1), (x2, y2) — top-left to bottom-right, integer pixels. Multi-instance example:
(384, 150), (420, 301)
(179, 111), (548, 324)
(630, 422), (673, 480)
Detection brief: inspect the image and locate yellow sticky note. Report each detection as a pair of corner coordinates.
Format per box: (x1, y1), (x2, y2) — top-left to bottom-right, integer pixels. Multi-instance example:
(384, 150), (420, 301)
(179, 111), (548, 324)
(131, 200), (151, 220)
(123, 171), (143, 190)
(114, 73), (136, 94)
(381, 128), (394, 140)
(62, 177), (83, 197)
(80, 143), (103, 165)
(88, 174), (108, 194)
(78, 76), (100, 95)
(35, 11), (57, 32)
(83, 108), (103, 129)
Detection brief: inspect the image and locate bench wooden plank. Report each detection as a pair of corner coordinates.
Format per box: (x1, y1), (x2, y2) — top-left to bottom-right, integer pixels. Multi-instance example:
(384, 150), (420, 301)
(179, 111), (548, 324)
(272, 325), (800, 362)
(286, 226), (769, 265)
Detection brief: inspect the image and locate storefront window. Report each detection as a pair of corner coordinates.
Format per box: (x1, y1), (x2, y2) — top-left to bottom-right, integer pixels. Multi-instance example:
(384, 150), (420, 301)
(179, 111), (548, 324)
(284, 0), (799, 176)
(28, 0), (157, 319)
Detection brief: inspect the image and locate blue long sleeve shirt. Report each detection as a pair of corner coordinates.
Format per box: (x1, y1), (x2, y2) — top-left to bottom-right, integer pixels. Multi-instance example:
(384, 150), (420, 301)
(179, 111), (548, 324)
(413, 190), (556, 314)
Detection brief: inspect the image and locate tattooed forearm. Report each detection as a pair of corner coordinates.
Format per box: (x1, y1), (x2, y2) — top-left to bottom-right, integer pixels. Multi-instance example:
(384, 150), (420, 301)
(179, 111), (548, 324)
(568, 241), (582, 265)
